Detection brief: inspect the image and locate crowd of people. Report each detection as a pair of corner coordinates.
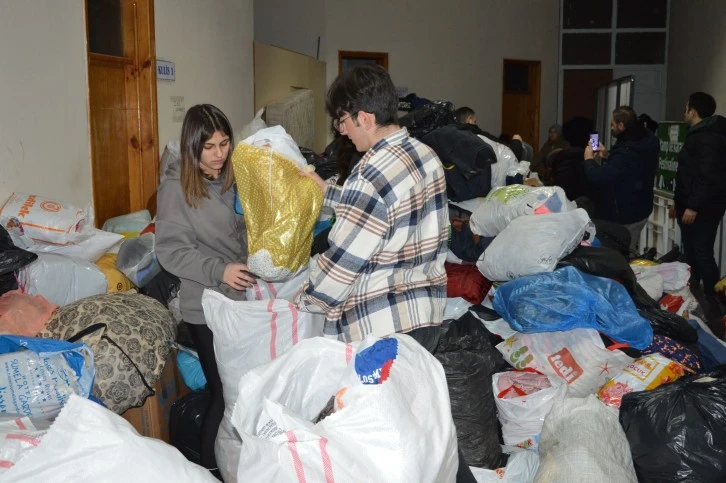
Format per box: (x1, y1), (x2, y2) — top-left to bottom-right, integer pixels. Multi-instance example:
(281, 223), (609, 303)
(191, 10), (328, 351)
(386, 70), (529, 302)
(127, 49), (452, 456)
(152, 63), (726, 479)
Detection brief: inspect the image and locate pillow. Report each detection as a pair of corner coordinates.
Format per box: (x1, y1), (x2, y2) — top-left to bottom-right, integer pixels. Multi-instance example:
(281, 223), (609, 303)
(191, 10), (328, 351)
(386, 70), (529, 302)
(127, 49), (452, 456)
(38, 292), (176, 414)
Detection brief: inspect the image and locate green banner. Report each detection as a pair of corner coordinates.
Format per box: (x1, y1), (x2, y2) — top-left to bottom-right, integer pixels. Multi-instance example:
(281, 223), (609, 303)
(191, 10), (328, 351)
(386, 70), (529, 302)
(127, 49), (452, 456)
(655, 122), (688, 193)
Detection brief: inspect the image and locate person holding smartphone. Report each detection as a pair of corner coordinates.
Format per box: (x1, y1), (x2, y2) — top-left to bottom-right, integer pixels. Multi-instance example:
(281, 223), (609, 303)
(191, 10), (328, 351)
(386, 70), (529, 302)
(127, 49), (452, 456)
(583, 106), (659, 252)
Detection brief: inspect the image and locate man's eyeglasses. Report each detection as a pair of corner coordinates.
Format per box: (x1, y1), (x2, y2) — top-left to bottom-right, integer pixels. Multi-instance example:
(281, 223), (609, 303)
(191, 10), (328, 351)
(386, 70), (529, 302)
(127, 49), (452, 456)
(333, 113), (355, 132)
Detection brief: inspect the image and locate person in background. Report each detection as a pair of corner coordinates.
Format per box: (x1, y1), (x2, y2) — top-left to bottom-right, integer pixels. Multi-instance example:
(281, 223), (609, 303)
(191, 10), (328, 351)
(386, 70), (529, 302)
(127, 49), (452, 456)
(454, 106), (477, 125)
(155, 104), (254, 478)
(584, 106), (659, 252)
(639, 113), (659, 134)
(532, 123), (571, 176)
(671, 92), (726, 333)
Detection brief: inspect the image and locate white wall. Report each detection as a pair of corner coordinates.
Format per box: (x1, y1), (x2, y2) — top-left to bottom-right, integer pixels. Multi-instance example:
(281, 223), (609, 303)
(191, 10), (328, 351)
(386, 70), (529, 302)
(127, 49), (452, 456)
(155, 0), (255, 148)
(0, 0), (255, 212)
(324, 0), (560, 143)
(255, 0), (560, 144)
(666, 0), (726, 119)
(0, 0), (91, 207)
(254, 0), (325, 60)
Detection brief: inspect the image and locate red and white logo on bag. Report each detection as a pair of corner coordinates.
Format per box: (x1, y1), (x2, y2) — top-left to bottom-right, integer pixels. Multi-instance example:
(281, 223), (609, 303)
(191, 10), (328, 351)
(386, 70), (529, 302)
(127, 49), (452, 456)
(548, 348), (583, 383)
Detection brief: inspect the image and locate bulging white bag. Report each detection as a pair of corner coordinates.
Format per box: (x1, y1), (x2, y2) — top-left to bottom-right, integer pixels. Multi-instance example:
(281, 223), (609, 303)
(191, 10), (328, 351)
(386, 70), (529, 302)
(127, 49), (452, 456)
(470, 184), (576, 237)
(202, 270), (324, 483)
(18, 253), (107, 306)
(470, 450), (540, 483)
(477, 208), (595, 281)
(479, 136), (519, 189)
(232, 335), (459, 483)
(496, 328), (633, 398)
(493, 371), (567, 449)
(0, 192), (91, 245)
(3, 395), (217, 482)
(534, 395), (637, 483)
(631, 261), (690, 292)
(26, 228), (123, 262)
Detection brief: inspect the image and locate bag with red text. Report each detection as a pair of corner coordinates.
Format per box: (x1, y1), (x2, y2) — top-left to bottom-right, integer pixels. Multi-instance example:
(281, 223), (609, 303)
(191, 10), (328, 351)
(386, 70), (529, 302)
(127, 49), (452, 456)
(496, 328), (633, 397)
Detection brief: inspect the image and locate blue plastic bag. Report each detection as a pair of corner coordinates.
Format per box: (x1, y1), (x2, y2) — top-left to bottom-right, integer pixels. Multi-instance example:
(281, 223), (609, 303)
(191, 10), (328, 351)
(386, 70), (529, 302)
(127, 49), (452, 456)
(493, 266), (653, 349)
(0, 335), (96, 420)
(176, 349), (207, 392)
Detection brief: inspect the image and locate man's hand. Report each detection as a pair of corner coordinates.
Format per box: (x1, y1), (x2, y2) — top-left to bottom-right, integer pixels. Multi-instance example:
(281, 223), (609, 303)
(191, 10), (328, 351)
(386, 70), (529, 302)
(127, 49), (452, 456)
(223, 262), (256, 290)
(300, 167), (328, 194)
(512, 134), (523, 141)
(597, 142), (609, 159)
(669, 206), (676, 219)
(584, 144), (596, 160)
(681, 208), (698, 224)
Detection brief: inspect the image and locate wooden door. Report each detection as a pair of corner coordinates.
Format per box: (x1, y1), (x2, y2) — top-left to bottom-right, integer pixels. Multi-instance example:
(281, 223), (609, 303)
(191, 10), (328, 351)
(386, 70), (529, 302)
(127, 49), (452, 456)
(501, 59), (541, 151)
(86, 0), (158, 227)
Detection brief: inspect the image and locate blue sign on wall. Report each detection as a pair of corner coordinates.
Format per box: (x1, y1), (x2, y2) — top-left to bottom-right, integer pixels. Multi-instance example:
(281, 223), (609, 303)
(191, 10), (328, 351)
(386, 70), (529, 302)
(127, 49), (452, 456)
(156, 60), (175, 81)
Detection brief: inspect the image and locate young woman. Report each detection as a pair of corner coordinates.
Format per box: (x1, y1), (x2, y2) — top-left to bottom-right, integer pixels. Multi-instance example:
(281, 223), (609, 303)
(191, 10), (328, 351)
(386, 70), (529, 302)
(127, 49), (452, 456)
(155, 104), (254, 476)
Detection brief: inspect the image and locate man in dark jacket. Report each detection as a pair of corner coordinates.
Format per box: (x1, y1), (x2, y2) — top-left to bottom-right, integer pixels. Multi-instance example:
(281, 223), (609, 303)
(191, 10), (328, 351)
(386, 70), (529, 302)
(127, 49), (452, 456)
(672, 92), (726, 309)
(584, 106), (659, 251)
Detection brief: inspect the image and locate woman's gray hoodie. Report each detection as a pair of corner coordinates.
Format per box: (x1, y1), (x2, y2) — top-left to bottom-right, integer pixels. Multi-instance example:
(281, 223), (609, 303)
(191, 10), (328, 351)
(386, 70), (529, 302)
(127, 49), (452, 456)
(155, 158), (248, 325)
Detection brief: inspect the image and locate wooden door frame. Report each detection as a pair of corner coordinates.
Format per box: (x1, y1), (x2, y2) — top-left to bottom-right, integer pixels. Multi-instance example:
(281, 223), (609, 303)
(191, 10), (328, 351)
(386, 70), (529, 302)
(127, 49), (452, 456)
(86, 0), (159, 225)
(338, 50), (388, 75)
(501, 59), (541, 150)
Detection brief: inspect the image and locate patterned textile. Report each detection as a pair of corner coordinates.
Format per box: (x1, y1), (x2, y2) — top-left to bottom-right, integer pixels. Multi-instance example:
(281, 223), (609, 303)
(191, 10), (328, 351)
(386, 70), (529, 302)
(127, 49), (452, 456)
(295, 128), (449, 342)
(642, 333), (702, 372)
(38, 292), (176, 413)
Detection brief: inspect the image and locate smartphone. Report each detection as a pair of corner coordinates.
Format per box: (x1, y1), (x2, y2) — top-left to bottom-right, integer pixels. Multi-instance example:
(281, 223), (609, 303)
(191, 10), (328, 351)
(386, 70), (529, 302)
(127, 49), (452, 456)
(589, 132), (599, 151)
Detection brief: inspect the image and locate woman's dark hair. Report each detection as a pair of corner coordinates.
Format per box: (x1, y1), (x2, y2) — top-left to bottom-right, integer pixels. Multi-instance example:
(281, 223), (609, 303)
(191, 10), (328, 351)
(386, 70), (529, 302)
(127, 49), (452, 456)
(179, 104), (234, 208)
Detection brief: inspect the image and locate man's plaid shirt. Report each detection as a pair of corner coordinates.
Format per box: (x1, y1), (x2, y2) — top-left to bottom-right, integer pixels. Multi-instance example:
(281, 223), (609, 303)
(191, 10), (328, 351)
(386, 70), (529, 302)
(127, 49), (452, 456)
(294, 127), (449, 342)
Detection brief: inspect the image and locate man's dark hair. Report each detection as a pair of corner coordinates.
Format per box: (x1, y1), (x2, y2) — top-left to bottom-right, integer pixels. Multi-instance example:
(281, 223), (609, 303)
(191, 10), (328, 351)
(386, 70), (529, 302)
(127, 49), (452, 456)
(612, 106), (638, 129)
(325, 64), (398, 127)
(454, 106), (476, 124)
(688, 92), (717, 118)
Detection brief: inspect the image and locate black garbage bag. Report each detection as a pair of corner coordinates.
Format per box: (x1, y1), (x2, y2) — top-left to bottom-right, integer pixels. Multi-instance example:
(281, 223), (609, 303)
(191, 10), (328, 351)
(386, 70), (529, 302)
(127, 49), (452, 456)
(140, 267), (180, 308)
(0, 225), (37, 295)
(558, 246), (698, 344)
(400, 100), (455, 139)
(435, 312), (508, 469)
(619, 365), (726, 482)
(169, 390), (211, 465)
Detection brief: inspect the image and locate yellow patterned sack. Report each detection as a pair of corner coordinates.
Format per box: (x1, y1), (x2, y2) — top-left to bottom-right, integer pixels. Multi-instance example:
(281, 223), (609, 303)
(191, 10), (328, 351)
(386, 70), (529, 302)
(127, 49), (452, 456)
(95, 253), (134, 293)
(232, 140), (323, 281)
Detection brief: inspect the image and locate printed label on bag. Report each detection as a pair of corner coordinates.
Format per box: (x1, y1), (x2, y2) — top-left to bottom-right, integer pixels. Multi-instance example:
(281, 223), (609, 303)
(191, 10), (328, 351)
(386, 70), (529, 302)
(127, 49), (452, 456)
(547, 348), (583, 383)
(355, 338), (398, 385)
(257, 418), (286, 439)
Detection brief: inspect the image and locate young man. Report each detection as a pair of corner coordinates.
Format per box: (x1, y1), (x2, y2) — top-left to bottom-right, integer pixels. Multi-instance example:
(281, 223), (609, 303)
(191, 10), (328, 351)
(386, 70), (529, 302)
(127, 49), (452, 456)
(672, 92), (726, 332)
(583, 106), (659, 252)
(295, 65), (449, 351)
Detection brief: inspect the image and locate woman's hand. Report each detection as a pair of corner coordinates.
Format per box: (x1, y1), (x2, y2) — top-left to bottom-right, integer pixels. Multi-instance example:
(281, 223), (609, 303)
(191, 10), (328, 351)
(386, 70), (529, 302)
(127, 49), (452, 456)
(300, 166), (328, 194)
(223, 262), (256, 290)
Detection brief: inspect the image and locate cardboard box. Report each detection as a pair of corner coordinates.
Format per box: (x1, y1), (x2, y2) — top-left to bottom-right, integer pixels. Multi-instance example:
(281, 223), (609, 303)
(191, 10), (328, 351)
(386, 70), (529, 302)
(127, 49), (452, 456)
(121, 349), (190, 442)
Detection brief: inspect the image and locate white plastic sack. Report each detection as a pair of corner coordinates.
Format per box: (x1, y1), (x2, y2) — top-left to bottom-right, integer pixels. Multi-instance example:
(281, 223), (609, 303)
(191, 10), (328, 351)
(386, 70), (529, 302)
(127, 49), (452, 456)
(470, 450), (540, 483)
(26, 228), (123, 262)
(0, 192), (90, 245)
(3, 395), (218, 482)
(534, 395), (637, 483)
(444, 297), (473, 321)
(477, 209), (595, 281)
(17, 253), (107, 306)
(236, 107), (267, 142)
(496, 328), (633, 397)
(101, 209), (152, 235)
(202, 272), (324, 483)
(0, 415), (49, 475)
(470, 184), (576, 237)
(231, 335), (459, 483)
(493, 372), (567, 449)
(636, 271), (664, 301)
(115, 233), (160, 287)
(242, 124), (307, 168)
(631, 262), (690, 292)
(479, 136), (519, 189)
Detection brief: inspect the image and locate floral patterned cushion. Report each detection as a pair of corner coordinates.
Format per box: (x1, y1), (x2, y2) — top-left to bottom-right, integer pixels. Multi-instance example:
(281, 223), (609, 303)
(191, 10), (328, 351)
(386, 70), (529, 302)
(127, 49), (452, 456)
(38, 292), (176, 414)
